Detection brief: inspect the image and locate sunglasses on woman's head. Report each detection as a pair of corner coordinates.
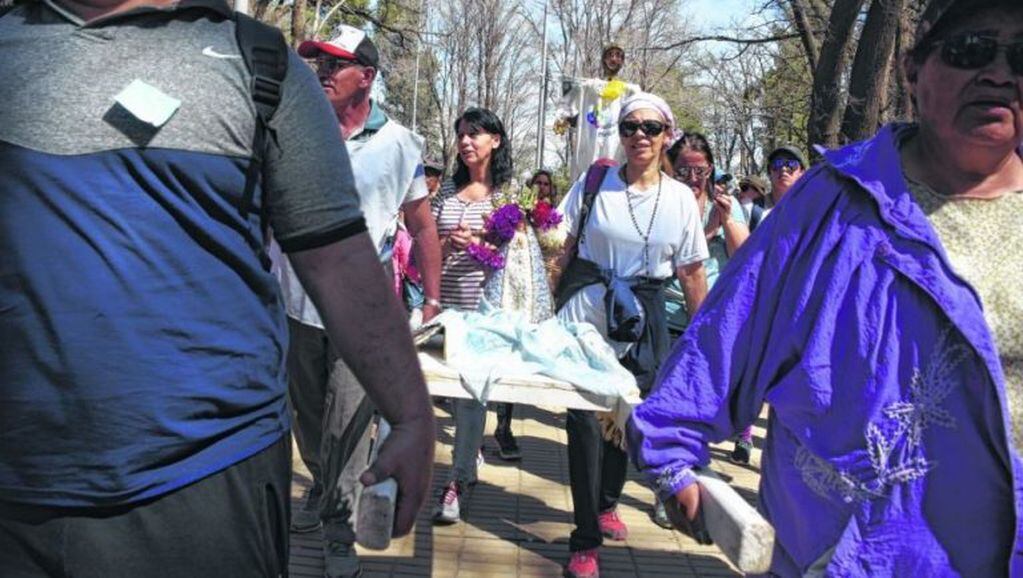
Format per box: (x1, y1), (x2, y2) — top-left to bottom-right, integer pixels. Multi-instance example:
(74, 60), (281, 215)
(770, 158), (802, 173)
(618, 120), (667, 137)
(934, 33), (1023, 75)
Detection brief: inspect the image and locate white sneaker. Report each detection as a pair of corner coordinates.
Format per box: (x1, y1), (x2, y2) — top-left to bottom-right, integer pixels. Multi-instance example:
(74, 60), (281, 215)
(433, 481), (461, 524)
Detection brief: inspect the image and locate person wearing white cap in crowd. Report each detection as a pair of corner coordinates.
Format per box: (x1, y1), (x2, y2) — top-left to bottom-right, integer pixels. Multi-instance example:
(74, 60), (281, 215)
(552, 92), (709, 578)
(276, 24), (441, 578)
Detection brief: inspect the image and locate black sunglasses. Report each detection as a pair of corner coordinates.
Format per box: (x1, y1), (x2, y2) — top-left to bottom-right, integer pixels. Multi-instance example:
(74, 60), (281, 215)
(769, 158), (802, 172)
(618, 120), (666, 138)
(935, 33), (1023, 75)
(314, 55), (360, 75)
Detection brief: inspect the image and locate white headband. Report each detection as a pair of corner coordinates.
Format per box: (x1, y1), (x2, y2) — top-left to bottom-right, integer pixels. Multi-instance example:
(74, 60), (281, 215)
(618, 92), (683, 147)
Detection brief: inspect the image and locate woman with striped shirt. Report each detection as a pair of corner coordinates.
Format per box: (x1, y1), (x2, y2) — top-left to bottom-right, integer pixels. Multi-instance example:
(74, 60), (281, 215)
(431, 108), (514, 524)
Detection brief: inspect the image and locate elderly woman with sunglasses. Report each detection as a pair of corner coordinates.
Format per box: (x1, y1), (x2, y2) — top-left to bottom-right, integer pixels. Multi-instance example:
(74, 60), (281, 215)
(553, 92), (709, 578)
(629, 0), (1023, 574)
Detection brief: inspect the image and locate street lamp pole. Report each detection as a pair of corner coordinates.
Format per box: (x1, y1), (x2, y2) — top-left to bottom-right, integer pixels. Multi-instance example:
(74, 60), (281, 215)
(534, 0), (548, 170)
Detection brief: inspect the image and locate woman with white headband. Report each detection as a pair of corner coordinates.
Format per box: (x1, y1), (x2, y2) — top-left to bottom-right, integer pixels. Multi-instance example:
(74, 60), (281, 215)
(552, 92), (709, 578)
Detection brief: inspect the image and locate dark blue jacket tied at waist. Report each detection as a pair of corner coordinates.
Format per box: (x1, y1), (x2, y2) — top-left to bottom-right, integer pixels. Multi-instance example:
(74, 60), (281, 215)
(555, 256), (671, 395)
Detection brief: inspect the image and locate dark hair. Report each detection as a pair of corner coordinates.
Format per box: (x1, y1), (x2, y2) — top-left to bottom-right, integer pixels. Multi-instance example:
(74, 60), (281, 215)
(666, 132), (715, 190)
(531, 169), (555, 188)
(667, 132), (714, 168)
(451, 107), (513, 190)
(529, 169), (558, 203)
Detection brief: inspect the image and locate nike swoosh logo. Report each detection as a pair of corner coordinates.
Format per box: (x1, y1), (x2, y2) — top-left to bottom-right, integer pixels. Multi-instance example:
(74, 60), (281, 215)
(202, 46), (241, 59)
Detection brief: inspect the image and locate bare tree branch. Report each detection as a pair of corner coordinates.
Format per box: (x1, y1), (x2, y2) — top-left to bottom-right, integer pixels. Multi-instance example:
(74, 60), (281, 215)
(647, 31), (806, 51)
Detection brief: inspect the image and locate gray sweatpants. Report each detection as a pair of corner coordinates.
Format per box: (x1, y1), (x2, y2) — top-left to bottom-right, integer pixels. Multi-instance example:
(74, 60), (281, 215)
(286, 317), (373, 546)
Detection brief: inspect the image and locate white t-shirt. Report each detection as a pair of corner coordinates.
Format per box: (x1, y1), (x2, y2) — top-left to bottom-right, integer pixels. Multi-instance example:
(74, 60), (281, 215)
(556, 168), (708, 352)
(277, 117), (427, 329)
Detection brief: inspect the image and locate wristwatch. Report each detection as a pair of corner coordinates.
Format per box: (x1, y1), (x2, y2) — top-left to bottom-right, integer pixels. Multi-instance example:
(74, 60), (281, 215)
(424, 298), (442, 309)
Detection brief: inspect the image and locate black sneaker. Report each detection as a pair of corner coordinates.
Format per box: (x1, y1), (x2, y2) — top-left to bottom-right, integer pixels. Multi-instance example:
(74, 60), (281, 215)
(652, 501), (673, 529)
(324, 538), (363, 578)
(291, 483), (322, 533)
(494, 427), (522, 461)
(730, 439), (753, 465)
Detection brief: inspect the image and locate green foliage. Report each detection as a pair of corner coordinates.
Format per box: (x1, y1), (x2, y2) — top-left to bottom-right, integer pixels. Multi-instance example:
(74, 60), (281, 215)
(759, 36), (813, 154)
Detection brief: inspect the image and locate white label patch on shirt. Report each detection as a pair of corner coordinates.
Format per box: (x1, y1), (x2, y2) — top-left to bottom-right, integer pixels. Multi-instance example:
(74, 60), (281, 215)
(114, 80), (181, 128)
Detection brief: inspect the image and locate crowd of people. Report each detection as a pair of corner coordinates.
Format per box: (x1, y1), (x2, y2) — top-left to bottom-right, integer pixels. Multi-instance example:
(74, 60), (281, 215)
(1, 0), (1021, 577)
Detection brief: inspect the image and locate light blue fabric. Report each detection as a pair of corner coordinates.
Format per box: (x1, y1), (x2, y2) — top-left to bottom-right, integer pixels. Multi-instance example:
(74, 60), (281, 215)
(703, 195), (748, 286)
(665, 196), (748, 332)
(629, 124), (1023, 577)
(434, 302), (638, 405)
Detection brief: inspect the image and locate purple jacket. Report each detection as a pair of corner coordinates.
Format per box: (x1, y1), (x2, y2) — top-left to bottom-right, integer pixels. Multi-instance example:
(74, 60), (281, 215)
(629, 124), (1022, 576)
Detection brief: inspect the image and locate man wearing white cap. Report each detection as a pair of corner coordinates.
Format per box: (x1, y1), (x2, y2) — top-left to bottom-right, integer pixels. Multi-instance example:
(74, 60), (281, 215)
(277, 24), (442, 578)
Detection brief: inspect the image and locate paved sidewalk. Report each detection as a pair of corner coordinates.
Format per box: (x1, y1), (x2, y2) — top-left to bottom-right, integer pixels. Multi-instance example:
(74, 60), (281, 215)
(290, 403), (766, 577)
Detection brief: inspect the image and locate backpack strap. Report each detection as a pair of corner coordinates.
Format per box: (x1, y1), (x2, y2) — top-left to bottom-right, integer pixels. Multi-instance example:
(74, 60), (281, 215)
(234, 13), (288, 221)
(749, 203), (764, 233)
(570, 158), (617, 261)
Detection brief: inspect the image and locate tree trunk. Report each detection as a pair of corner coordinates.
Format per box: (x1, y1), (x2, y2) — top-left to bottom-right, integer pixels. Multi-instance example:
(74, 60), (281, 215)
(891, 2), (916, 121)
(808, 0), (866, 152)
(840, 0), (907, 143)
(291, 0), (306, 47)
(787, 0), (820, 71)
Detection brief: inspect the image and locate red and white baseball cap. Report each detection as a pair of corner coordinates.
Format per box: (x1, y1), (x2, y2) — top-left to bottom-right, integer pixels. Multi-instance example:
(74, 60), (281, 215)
(298, 25), (379, 68)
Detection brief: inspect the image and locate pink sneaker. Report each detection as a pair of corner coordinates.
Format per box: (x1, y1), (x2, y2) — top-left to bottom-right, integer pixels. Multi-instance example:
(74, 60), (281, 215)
(597, 508), (628, 541)
(563, 548), (599, 578)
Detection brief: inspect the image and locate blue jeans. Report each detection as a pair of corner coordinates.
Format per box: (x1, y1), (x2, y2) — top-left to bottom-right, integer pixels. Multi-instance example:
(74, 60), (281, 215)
(448, 400), (514, 485)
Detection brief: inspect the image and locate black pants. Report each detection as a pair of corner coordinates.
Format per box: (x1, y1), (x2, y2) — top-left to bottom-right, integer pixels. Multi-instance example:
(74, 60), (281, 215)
(566, 408), (629, 552)
(495, 402), (513, 431)
(0, 436), (291, 578)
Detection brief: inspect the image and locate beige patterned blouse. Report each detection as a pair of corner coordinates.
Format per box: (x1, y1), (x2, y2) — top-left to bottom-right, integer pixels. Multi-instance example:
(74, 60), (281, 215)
(907, 180), (1023, 449)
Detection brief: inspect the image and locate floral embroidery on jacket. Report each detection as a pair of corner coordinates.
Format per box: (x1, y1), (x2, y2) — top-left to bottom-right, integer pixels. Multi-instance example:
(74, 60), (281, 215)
(794, 447), (879, 503)
(796, 329), (968, 503)
(655, 466), (696, 500)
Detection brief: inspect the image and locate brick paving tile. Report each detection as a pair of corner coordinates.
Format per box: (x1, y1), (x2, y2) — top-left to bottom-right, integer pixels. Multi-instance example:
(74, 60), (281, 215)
(290, 404), (766, 577)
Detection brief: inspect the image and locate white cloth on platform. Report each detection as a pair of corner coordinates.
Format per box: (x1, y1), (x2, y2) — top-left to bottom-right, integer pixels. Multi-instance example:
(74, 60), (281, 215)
(433, 303), (638, 409)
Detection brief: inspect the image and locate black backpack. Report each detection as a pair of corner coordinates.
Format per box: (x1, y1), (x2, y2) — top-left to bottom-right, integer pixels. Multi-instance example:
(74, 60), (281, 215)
(233, 13), (288, 227)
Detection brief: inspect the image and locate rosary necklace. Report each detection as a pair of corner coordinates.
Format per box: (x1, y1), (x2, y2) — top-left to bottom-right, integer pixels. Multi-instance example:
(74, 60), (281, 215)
(624, 171), (662, 277)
